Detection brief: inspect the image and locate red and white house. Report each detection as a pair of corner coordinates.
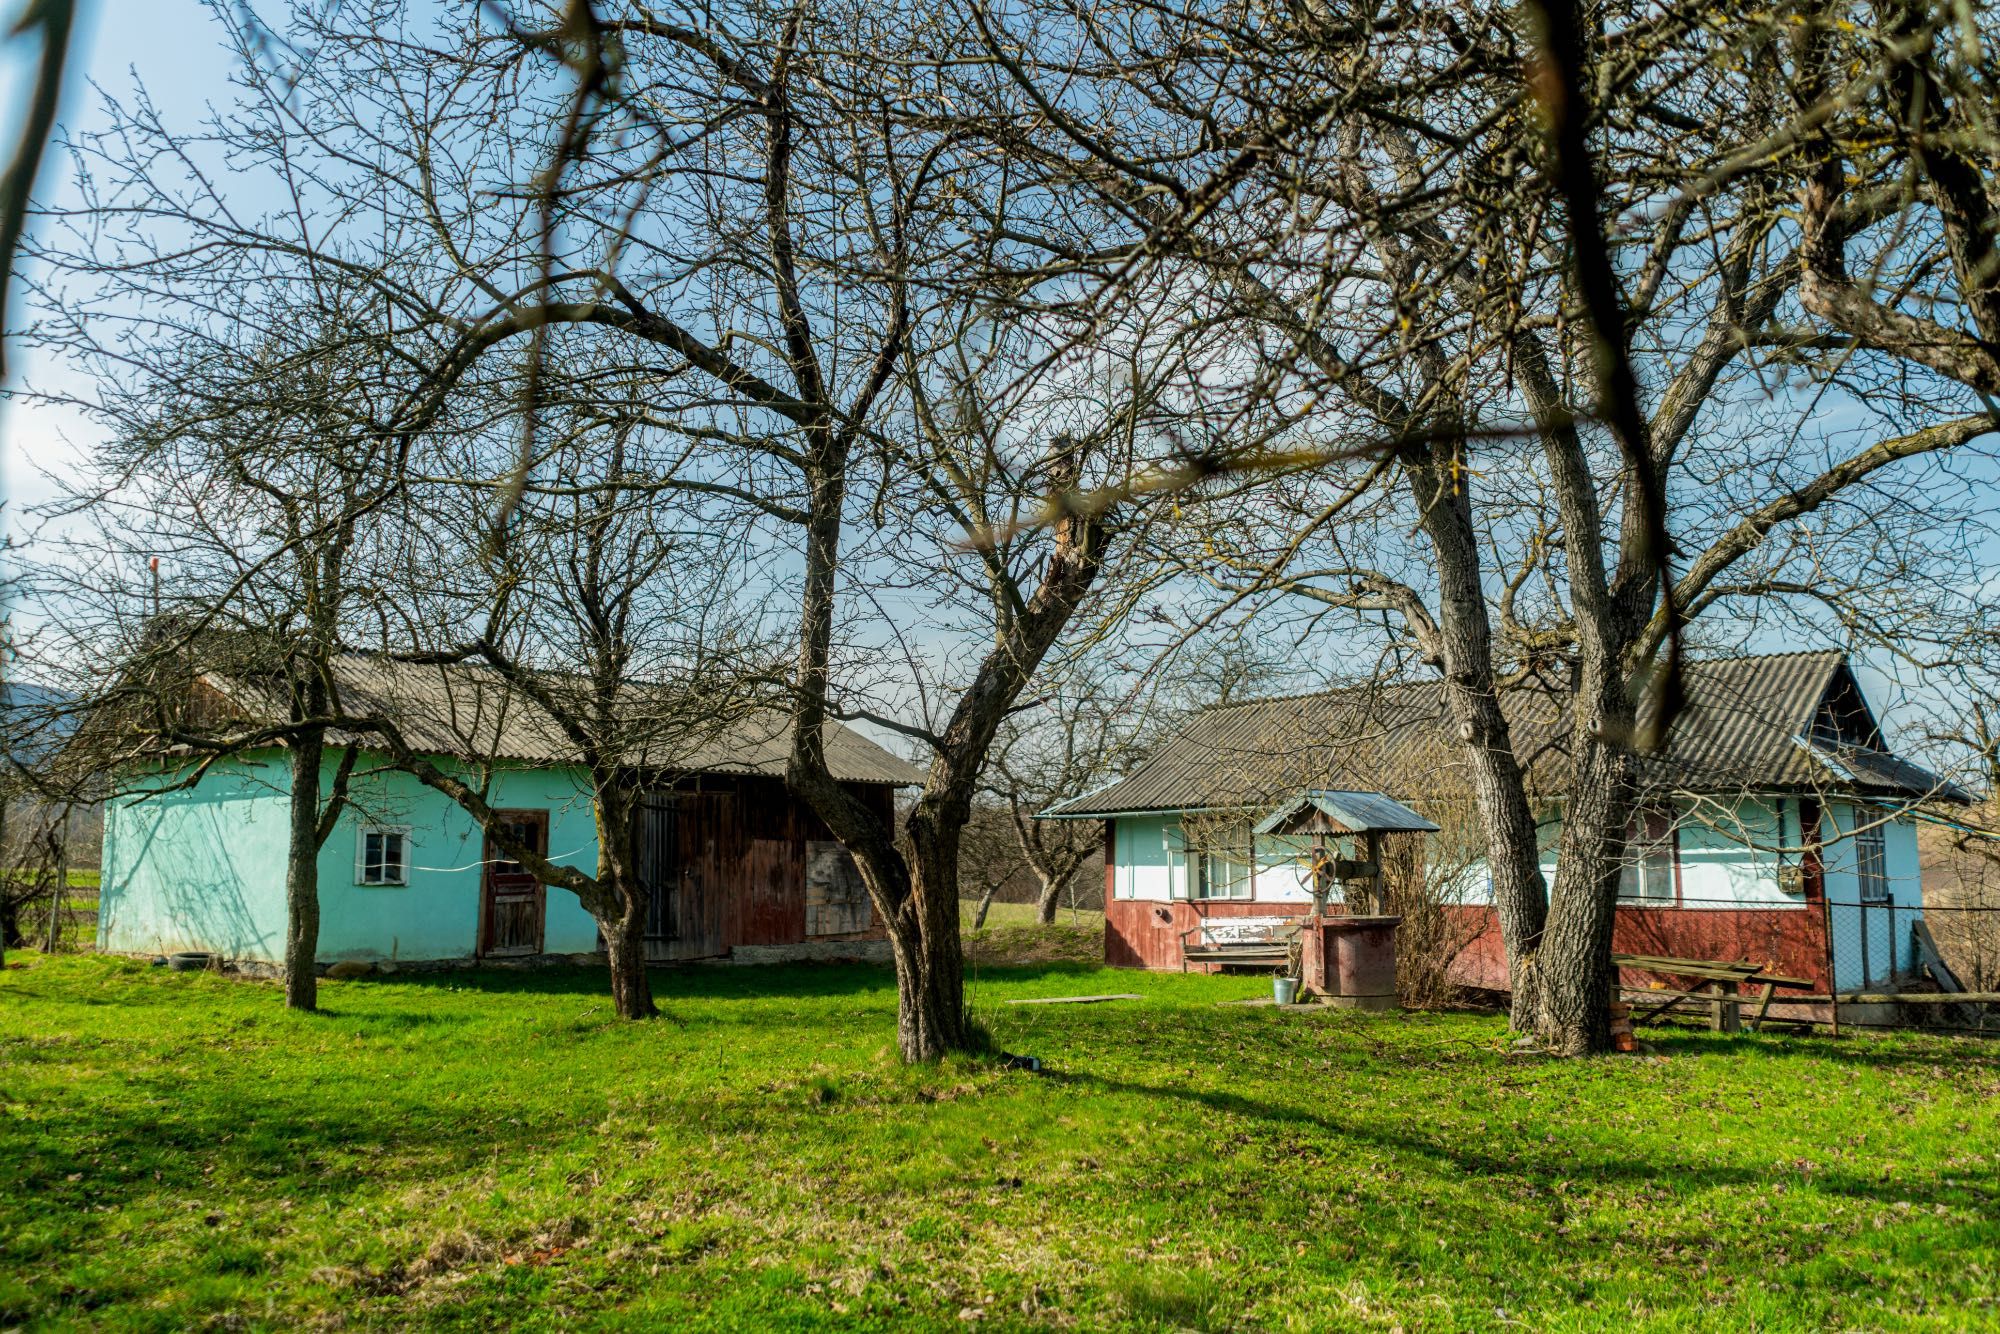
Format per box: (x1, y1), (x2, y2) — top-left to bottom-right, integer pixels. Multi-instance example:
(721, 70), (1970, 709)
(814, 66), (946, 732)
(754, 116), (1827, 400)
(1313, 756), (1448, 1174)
(1042, 652), (1965, 998)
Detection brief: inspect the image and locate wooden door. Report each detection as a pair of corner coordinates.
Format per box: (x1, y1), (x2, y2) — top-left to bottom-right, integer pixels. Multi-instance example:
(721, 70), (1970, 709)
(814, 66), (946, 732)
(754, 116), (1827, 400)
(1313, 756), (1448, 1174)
(481, 810), (548, 957)
(652, 789), (729, 960)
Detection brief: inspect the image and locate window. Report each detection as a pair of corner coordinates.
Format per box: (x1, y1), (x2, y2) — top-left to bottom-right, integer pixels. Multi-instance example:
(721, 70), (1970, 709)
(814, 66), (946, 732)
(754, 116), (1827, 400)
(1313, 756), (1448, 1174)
(1197, 851), (1252, 900)
(1166, 825), (1191, 900)
(1618, 809), (1676, 904)
(1184, 820), (1254, 900)
(356, 826), (410, 886)
(1855, 825), (1889, 901)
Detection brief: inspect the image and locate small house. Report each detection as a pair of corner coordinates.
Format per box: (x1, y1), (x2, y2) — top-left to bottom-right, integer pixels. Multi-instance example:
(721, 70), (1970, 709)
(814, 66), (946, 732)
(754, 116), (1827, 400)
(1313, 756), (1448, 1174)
(98, 655), (923, 968)
(1043, 652), (1965, 1000)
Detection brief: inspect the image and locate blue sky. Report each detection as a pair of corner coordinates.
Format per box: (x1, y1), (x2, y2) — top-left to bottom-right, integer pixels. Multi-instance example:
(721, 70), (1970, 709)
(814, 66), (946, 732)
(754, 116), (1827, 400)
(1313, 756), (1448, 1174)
(0, 4), (1989, 773)
(2, 1), (237, 510)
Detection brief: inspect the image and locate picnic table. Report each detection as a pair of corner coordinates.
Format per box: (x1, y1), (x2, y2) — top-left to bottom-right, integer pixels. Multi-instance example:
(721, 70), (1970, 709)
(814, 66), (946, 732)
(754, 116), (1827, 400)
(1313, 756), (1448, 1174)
(1613, 952), (1816, 1032)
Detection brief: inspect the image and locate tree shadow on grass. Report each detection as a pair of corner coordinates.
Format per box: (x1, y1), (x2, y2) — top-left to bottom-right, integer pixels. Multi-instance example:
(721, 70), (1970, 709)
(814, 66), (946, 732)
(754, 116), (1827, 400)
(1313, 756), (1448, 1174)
(1640, 1024), (2000, 1073)
(374, 962), (902, 1003)
(373, 959), (1123, 1006)
(1035, 1062), (1990, 1216)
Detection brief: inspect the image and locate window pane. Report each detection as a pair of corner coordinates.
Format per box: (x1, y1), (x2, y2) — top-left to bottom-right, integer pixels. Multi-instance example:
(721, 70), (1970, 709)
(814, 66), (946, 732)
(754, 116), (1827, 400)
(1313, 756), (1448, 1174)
(364, 832), (384, 883)
(384, 833), (404, 883)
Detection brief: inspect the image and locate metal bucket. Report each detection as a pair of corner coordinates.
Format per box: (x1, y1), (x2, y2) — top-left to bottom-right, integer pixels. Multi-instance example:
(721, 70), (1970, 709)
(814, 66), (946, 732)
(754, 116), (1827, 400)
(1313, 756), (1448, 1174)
(1272, 975), (1300, 1006)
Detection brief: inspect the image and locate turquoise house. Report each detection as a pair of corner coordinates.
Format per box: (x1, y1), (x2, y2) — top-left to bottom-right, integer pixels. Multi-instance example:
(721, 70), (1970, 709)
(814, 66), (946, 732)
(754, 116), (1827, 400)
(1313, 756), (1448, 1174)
(99, 655), (922, 967)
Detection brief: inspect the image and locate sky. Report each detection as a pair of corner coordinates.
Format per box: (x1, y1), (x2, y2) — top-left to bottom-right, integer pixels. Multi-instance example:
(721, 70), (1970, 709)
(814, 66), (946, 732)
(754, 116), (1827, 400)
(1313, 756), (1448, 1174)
(0, 3), (1990, 774)
(1, 1), (237, 515)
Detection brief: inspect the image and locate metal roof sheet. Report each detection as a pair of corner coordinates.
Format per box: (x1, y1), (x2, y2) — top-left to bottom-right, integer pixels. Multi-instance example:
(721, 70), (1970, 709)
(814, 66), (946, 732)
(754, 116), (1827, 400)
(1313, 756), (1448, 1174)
(201, 653), (925, 787)
(1046, 651), (1963, 817)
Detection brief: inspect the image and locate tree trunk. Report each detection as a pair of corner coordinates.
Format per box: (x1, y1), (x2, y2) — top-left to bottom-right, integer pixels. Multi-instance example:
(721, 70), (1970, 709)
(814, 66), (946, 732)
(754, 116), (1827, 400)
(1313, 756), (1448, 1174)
(593, 788), (658, 1020)
(602, 878), (658, 1020)
(284, 728), (324, 1012)
(898, 806), (972, 1061)
(1034, 870), (1064, 925)
(1531, 672), (1640, 1054)
(972, 884), (998, 931)
(1409, 458), (1551, 1027)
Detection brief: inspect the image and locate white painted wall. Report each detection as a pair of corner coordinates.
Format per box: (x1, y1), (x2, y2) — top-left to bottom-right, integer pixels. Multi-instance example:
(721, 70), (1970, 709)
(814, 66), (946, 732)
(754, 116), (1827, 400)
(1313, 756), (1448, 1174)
(1673, 795), (1796, 909)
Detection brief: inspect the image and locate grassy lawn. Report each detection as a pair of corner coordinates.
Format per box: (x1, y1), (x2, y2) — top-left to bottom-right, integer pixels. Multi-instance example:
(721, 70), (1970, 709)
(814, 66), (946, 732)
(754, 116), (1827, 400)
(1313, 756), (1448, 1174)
(2, 955), (1997, 1330)
(962, 901), (1104, 969)
(961, 900), (1105, 932)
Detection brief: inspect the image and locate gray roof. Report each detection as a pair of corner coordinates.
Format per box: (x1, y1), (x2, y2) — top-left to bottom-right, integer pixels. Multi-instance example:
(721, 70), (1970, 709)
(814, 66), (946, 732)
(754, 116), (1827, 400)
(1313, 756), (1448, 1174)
(1252, 790), (1442, 836)
(201, 654), (925, 787)
(1046, 651), (1964, 818)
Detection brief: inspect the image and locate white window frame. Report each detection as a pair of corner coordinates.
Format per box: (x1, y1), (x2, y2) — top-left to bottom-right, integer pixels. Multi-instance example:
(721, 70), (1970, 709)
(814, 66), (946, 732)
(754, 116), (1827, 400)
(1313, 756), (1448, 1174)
(1195, 850), (1253, 901)
(355, 825), (412, 887)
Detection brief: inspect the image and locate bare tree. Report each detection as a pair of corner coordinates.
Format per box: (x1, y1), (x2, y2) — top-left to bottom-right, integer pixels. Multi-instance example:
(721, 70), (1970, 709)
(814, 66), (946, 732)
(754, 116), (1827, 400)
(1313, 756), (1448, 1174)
(0, 0), (76, 376)
(363, 385), (782, 1020)
(962, 0), (2000, 1051)
(16, 274), (426, 1009)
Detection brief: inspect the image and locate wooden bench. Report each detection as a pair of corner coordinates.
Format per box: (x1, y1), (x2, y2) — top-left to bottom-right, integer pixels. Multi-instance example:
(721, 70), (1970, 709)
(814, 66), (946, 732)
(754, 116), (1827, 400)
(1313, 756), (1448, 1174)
(1180, 916), (1302, 972)
(1613, 952), (1816, 1032)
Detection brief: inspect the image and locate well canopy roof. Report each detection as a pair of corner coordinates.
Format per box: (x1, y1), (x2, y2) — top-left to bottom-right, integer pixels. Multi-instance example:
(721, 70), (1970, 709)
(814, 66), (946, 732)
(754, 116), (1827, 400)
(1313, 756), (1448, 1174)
(1252, 790), (1442, 837)
(1045, 651), (1964, 819)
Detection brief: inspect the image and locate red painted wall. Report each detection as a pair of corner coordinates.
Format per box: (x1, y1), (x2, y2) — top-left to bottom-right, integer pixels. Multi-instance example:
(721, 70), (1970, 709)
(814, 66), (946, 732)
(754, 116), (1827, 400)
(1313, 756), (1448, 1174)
(1109, 896), (1831, 995)
(1106, 898), (1313, 971)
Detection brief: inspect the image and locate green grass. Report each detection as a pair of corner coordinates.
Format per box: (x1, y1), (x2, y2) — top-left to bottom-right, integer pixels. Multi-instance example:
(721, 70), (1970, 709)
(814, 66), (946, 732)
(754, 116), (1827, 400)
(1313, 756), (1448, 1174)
(2, 955), (1997, 1331)
(960, 900), (1105, 931)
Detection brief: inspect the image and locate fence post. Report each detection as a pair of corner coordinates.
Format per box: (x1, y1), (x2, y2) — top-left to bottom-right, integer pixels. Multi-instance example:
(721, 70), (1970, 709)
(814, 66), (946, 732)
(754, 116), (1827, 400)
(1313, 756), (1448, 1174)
(1823, 893), (1840, 1038)
(1886, 900), (1896, 982)
(1858, 900), (1871, 992)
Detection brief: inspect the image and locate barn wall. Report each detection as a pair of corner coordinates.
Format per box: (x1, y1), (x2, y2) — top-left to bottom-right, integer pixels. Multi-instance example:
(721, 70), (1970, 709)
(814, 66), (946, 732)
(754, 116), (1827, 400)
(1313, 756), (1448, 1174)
(1105, 897), (1311, 969)
(1099, 798), (1908, 992)
(103, 751), (894, 966)
(648, 775), (891, 962)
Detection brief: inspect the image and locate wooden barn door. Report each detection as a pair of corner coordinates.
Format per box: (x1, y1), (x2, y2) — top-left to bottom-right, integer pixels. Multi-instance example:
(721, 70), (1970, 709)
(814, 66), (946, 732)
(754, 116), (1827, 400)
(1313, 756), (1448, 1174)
(655, 788), (730, 960)
(481, 810), (548, 957)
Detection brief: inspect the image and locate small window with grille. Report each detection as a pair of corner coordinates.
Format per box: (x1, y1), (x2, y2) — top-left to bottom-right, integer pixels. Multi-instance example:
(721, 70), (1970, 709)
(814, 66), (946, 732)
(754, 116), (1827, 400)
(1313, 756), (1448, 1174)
(1855, 825), (1889, 902)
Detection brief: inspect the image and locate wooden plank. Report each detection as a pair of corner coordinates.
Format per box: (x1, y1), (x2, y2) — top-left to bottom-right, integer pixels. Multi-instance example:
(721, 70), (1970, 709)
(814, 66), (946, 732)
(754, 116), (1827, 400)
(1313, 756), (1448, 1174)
(1004, 993), (1144, 1006)
(1749, 982), (1777, 1032)
(1911, 920), (1966, 994)
(1613, 953), (1814, 989)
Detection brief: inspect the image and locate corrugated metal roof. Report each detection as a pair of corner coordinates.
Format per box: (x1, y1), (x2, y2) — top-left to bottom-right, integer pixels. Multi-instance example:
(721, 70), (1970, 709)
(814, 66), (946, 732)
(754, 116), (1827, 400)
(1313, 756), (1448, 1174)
(1046, 651), (1962, 817)
(201, 654), (925, 787)
(1252, 790), (1442, 836)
